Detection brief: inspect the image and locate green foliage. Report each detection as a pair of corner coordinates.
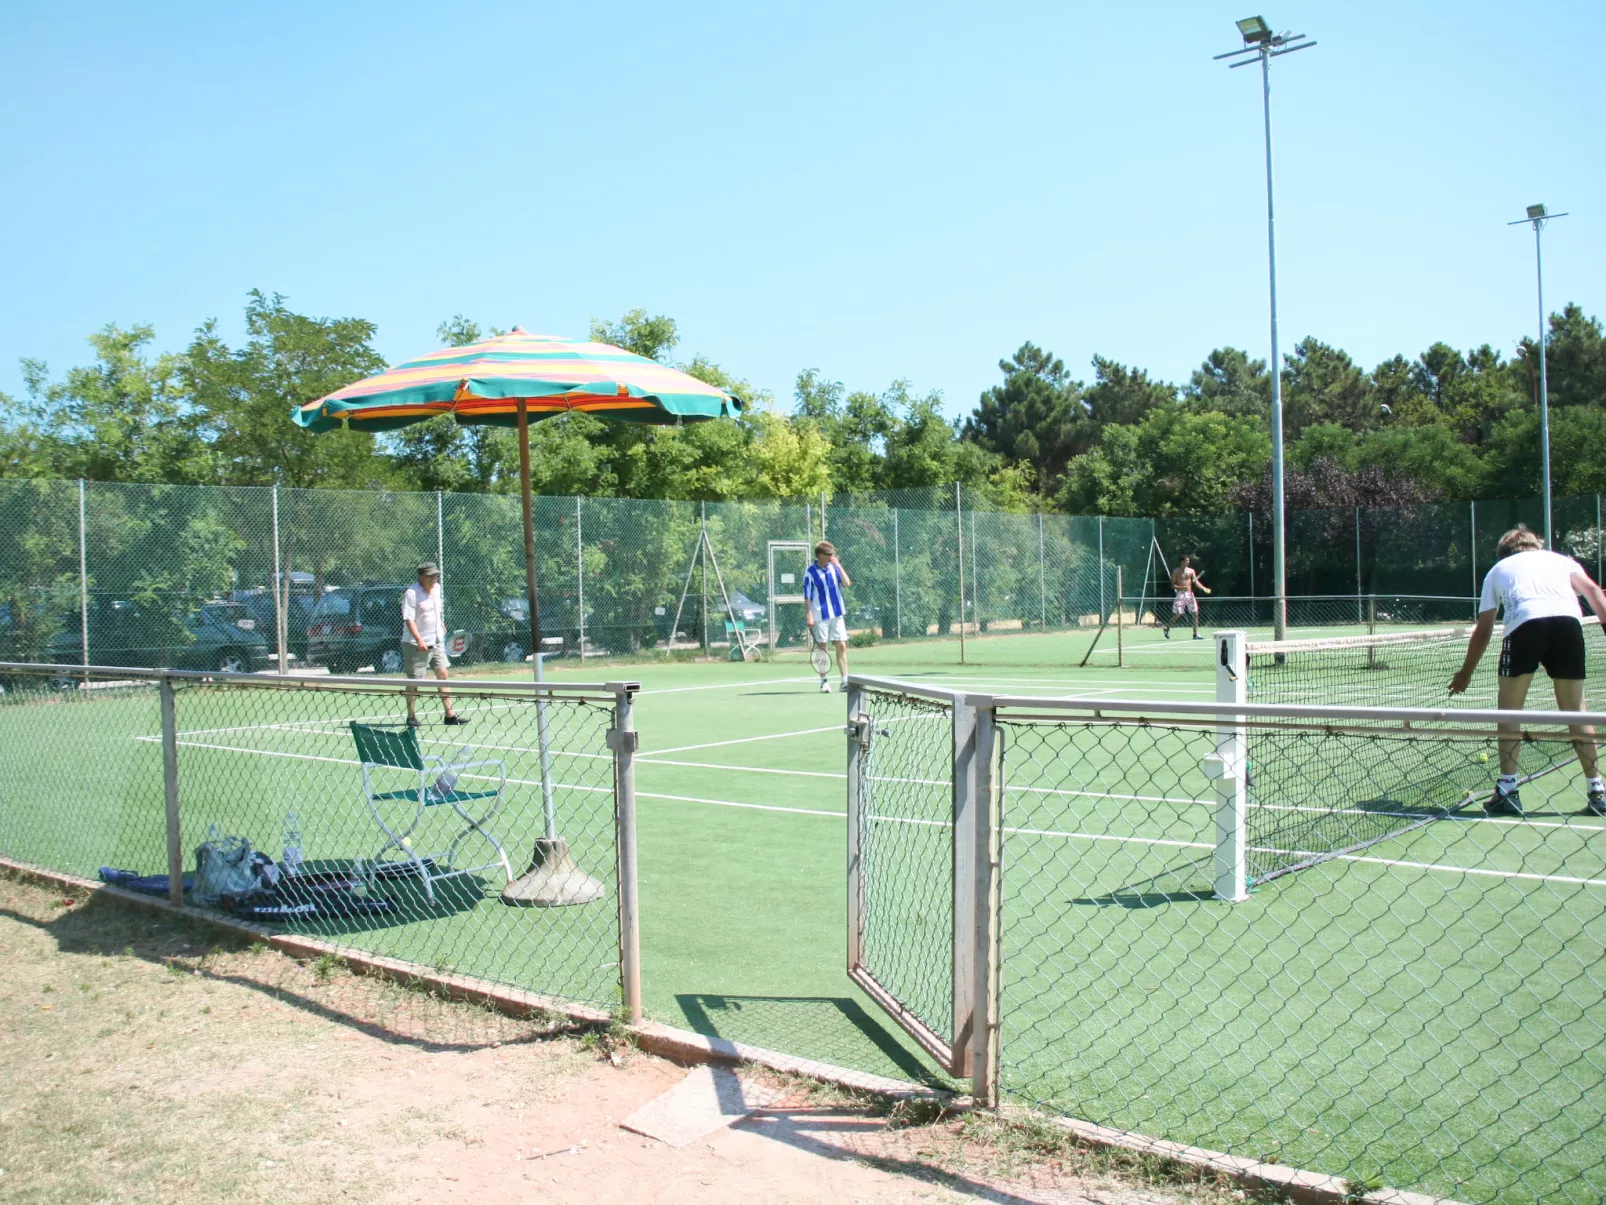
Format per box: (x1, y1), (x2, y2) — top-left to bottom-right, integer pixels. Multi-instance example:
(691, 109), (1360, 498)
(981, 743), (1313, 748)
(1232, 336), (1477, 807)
(4, 295), (1604, 523)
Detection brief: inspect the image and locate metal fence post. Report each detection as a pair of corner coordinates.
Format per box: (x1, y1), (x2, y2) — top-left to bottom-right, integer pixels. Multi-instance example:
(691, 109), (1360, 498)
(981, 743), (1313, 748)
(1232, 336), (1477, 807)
(576, 497), (585, 658)
(1115, 566), (1124, 668)
(1037, 512), (1047, 629)
(610, 685), (642, 1022)
(160, 675), (183, 907)
(893, 508), (902, 640)
(77, 479), (89, 680)
(1097, 516), (1105, 617)
(1597, 494), (1602, 586)
(1209, 632), (1249, 902)
(845, 681), (868, 976)
(1354, 507), (1363, 624)
(1470, 501), (1478, 611)
(271, 485), (287, 674)
(951, 693), (978, 1078)
(820, 489), (827, 541)
(956, 484), (967, 664)
(436, 490), (445, 629)
(1247, 511), (1255, 601)
(958, 693), (1000, 1104)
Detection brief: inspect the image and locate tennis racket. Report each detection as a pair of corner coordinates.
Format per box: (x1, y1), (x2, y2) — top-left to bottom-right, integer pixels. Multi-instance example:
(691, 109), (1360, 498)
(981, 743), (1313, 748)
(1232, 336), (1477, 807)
(810, 644), (832, 675)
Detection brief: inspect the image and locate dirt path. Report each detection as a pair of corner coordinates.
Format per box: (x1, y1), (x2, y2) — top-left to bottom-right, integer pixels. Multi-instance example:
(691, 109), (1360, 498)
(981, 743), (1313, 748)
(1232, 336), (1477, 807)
(0, 875), (1247, 1205)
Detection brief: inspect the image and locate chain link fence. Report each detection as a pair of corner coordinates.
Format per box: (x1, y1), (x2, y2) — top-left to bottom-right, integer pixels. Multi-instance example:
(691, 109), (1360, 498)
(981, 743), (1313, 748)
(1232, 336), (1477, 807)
(0, 477), (1601, 673)
(0, 663), (639, 1015)
(847, 671), (1606, 1204)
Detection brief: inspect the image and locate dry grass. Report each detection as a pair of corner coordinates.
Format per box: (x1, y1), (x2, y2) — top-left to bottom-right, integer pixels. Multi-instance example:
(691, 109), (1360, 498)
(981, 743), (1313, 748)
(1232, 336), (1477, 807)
(0, 872), (587, 1205)
(1, 870), (1288, 1205)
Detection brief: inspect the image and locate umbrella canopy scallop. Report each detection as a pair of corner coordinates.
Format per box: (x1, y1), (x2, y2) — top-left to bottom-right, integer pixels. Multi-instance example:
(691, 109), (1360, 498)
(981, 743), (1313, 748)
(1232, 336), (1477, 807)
(293, 328), (741, 433)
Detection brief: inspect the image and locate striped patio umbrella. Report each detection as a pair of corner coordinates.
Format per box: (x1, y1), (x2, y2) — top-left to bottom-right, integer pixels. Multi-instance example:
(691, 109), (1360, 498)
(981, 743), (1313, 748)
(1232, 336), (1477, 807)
(294, 327), (741, 661)
(296, 328), (741, 908)
(293, 327), (741, 433)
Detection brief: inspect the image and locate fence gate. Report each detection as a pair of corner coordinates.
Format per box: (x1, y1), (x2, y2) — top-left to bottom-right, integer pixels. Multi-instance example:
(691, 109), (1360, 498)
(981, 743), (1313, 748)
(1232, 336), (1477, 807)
(766, 540), (811, 650)
(845, 680), (991, 1080)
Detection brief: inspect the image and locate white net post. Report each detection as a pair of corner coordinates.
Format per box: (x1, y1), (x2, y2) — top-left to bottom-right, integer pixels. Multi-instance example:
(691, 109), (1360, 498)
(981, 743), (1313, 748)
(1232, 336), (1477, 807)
(1208, 630), (1249, 902)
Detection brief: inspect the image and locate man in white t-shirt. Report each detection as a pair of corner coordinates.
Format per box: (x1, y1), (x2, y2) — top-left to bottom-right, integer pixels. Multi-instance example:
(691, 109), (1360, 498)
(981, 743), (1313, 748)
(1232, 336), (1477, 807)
(402, 561), (466, 728)
(1449, 525), (1606, 816)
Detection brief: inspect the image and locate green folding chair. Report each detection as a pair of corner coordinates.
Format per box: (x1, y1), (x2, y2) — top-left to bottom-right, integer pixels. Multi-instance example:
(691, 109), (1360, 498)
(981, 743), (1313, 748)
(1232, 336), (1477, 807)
(350, 722), (512, 903)
(723, 618), (763, 662)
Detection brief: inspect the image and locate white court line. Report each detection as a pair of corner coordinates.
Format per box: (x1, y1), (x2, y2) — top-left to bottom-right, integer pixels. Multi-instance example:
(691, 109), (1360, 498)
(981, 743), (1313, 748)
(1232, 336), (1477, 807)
(648, 725), (843, 755)
(637, 791), (842, 818)
(142, 732), (1606, 835)
(650, 676), (818, 694)
(140, 737), (1606, 886)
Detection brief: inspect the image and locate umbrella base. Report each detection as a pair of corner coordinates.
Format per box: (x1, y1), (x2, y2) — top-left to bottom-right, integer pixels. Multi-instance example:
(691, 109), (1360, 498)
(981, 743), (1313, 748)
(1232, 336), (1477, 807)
(501, 837), (606, 907)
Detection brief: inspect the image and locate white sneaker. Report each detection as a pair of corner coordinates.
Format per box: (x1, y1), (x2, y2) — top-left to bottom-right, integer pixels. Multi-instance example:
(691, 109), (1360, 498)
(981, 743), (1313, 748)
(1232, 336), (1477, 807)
(839, 678), (848, 692)
(819, 678), (831, 693)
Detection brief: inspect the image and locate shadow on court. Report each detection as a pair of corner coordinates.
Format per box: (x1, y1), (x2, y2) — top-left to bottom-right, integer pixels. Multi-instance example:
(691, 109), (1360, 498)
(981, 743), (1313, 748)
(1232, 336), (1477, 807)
(675, 993), (951, 1088)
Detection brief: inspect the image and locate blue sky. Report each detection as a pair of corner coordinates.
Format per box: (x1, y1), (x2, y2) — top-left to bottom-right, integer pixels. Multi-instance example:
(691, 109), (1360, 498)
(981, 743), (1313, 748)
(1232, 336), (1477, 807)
(0, 0), (1600, 416)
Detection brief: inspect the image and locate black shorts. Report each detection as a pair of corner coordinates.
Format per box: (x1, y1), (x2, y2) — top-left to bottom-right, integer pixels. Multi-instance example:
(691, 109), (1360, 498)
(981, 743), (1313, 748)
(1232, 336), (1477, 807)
(1499, 615), (1587, 680)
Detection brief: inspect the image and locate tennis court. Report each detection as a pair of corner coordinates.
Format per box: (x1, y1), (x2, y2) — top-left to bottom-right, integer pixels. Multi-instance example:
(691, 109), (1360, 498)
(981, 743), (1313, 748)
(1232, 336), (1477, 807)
(3, 628), (1604, 1201)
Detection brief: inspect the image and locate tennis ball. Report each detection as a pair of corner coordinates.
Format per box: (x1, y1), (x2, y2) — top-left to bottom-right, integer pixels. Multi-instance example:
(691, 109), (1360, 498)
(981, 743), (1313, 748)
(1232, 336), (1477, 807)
(401, 836), (412, 848)
(1477, 752), (1490, 764)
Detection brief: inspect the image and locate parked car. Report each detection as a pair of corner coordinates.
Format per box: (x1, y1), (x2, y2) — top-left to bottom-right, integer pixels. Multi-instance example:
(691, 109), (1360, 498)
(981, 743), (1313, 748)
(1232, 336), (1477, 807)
(306, 584), (409, 674)
(48, 597), (272, 673)
(468, 596), (577, 664)
(229, 587), (320, 663)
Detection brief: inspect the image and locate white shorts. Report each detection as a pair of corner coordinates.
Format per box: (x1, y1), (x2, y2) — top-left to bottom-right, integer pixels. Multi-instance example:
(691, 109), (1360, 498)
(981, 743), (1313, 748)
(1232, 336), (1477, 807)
(1172, 591), (1198, 615)
(811, 617), (848, 644)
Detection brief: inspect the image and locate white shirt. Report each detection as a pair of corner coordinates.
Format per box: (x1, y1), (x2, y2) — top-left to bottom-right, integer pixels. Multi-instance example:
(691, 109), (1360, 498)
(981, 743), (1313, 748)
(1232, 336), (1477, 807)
(1479, 549), (1584, 634)
(401, 582), (444, 648)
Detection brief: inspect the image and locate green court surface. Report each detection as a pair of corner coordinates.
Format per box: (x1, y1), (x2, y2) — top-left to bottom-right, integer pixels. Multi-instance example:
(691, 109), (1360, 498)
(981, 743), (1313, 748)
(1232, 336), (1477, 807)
(2, 626), (1603, 1203)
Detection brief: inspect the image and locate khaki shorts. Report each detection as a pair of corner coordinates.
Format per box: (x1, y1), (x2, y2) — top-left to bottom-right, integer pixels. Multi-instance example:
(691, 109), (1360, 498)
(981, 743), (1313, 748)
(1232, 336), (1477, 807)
(403, 643), (450, 678)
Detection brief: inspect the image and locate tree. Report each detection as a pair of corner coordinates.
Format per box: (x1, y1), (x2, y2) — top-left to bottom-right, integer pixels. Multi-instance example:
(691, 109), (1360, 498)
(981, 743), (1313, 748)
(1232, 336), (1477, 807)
(963, 343), (1089, 492)
(1060, 408), (1269, 516)
(14, 325), (212, 484)
(1539, 303), (1606, 410)
(185, 291), (394, 489)
(1281, 338), (1373, 435)
(1082, 356), (1175, 429)
(1185, 347), (1270, 420)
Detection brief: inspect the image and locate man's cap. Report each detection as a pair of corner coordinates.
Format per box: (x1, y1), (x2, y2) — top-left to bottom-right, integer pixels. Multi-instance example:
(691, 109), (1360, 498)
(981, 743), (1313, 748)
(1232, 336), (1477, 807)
(416, 561), (440, 577)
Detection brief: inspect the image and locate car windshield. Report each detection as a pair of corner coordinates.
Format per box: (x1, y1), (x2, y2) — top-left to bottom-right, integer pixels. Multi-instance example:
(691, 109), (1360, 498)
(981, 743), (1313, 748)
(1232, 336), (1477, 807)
(312, 593), (353, 619)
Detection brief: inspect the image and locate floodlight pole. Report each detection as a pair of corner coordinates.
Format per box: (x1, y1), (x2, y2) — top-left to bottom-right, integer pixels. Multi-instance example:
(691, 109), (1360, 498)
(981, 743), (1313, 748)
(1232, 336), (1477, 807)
(1510, 205), (1568, 548)
(1218, 19), (1315, 641)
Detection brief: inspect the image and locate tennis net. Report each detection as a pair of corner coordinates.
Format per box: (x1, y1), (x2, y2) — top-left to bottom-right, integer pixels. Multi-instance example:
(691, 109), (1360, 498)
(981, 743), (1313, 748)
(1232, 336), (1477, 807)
(1233, 617), (1605, 884)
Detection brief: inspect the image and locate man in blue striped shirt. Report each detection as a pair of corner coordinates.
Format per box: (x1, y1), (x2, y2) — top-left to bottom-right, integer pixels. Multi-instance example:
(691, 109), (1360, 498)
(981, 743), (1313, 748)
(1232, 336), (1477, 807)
(804, 540), (853, 693)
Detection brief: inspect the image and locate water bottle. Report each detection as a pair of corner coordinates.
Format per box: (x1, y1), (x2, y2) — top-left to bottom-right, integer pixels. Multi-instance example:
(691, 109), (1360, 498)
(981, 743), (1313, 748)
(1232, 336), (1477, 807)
(282, 812), (304, 877)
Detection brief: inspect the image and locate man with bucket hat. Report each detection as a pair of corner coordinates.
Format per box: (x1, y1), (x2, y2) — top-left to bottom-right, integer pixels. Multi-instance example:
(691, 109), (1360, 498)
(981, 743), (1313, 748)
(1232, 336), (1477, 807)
(402, 561), (467, 727)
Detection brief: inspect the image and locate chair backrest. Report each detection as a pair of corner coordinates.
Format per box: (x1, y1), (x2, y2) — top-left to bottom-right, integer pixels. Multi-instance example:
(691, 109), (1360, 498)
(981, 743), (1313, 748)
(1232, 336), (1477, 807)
(723, 619), (746, 634)
(350, 722), (424, 771)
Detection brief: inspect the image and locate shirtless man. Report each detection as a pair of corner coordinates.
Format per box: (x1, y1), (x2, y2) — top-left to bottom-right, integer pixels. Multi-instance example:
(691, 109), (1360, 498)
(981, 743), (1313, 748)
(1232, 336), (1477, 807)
(1163, 555), (1211, 640)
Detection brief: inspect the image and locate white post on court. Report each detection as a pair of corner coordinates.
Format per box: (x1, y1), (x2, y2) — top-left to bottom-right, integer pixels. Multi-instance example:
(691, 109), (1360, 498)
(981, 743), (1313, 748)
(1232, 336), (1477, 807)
(893, 508), (902, 640)
(1208, 630), (1250, 902)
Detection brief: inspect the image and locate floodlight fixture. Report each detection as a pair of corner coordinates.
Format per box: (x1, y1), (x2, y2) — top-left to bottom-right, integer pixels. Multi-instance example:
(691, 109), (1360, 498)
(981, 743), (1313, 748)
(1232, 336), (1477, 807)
(1526, 203), (1546, 220)
(1237, 16), (1271, 43)
(1215, 15), (1315, 642)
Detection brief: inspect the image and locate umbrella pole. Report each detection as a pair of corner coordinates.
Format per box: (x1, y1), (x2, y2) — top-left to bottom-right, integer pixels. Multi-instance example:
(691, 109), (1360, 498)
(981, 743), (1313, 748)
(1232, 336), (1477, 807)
(501, 401), (603, 908)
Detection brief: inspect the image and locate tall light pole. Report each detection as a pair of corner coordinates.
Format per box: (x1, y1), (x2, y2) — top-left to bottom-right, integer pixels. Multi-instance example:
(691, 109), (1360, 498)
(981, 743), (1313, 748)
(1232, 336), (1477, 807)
(1216, 16), (1315, 642)
(1508, 203), (1567, 548)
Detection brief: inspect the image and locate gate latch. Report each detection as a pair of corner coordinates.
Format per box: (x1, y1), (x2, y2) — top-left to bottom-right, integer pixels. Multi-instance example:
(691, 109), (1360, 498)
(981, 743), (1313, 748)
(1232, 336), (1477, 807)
(846, 715), (873, 750)
(606, 728), (639, 753)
